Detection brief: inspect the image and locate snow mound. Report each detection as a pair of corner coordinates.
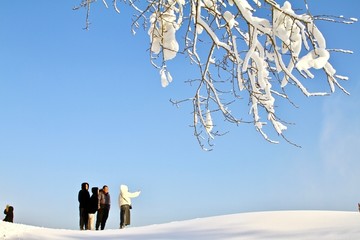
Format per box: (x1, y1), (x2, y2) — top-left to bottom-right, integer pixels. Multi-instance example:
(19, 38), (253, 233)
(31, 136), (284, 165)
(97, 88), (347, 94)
(1, 211), (360, 239)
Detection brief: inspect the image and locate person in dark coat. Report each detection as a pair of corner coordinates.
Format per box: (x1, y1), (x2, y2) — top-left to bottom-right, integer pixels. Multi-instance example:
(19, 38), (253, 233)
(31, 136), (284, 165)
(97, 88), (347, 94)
(96, 185), (111, 230)
(78, 182), (90, 230)
(3, 205), (14, 222)
(87, 187), (99, 230)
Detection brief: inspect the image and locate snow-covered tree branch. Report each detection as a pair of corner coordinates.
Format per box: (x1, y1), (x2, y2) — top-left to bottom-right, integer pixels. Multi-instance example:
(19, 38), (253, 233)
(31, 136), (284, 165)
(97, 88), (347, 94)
(74, 0), (357, 150)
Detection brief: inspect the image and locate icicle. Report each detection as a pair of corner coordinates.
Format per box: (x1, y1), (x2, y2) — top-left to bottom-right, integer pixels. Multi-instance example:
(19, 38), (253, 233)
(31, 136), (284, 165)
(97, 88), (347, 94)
(102, 0), (109, 8)
(194, 111), (198, 125)
(113, 0), (120, 13)
(160, 67), (169, 88)
(205, 110), (213, 133)
(166, 71), (173, 83)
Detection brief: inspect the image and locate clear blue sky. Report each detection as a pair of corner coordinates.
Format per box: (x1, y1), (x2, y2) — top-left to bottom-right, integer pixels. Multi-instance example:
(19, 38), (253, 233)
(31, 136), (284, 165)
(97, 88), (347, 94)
(0, 0), (359, 230)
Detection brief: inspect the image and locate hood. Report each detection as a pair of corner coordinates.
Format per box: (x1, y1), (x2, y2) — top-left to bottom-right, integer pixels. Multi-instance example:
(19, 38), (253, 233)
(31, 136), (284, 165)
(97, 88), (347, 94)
(91, 187), (98, 195)
(120, 185), (128, 193)
(81, 182), (88, 190)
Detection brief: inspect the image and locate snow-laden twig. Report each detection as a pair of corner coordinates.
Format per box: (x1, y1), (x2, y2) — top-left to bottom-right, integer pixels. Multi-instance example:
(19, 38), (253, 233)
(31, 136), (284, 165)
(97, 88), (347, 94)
(75, 0), (356, 150)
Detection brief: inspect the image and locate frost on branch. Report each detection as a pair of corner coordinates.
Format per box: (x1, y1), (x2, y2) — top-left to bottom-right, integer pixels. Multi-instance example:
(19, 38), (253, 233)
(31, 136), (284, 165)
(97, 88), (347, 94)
(75, 0), (357, 150)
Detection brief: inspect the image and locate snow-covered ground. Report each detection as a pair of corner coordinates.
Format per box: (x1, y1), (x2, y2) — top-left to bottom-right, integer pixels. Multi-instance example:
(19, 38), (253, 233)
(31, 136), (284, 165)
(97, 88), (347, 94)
(1, 211), (360, 239)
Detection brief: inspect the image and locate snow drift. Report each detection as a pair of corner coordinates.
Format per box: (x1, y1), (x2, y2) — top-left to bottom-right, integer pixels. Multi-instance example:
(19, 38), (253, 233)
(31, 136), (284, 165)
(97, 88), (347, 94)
(1, 211), (360, 239)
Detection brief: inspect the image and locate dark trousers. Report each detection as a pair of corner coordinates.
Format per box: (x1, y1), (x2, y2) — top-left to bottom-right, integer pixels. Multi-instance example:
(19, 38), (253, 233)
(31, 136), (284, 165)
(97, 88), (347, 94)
(79, 207), (88, 230)
(96, 207), (109, 230)
(120, 204), (131, 228)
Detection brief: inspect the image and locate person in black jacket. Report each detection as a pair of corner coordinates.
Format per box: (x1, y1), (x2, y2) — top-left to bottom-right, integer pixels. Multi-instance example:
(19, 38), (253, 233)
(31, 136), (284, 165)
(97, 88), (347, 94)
(87, 187), (99, 230)
(78, 182), (90, 230)
(3, 205), (14, 222)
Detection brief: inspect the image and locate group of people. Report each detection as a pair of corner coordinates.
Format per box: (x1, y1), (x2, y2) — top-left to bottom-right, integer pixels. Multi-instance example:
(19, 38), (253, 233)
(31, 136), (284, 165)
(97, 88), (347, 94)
(78, 182), (140, 230)
(78, 183), (111, 230)
(3, 205), (14, 223)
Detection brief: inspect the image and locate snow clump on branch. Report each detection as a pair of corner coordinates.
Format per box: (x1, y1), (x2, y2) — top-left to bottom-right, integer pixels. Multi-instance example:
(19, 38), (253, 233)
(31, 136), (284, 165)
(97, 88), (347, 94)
(144, 0), (355, 149)
(75, 0), (357, 150)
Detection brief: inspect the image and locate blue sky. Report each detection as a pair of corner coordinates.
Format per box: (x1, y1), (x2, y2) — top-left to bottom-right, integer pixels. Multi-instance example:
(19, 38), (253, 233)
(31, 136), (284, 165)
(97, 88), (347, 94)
(0, 0), (359, 230)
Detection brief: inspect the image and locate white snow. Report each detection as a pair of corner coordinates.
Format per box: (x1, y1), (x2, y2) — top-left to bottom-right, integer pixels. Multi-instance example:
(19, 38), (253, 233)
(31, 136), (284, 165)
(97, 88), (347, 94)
(296, 48), (330, 78)
(139, 0), (356, 144)
(223, 11), (238, 29)
(205, 109), (213, 133)
(1, 211), (360, 240)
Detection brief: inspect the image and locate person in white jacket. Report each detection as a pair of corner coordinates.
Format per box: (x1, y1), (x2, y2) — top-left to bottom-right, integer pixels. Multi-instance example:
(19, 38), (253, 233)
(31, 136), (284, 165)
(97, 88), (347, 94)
(118, 184), (141, 229)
